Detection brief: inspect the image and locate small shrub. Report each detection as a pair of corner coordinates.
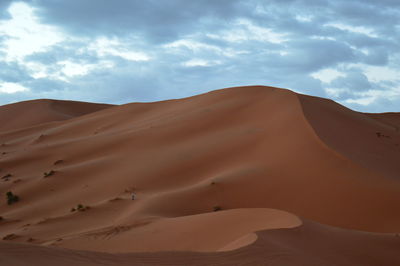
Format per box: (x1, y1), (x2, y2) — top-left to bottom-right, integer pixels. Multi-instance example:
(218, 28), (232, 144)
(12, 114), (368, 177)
(6, 191), (19, 205)
(213, 206), (222, 212)
(43, 170), (55, 178)
(53, 160), (64, 165)
(2, 174), (12, 180)
(2, 234), (18, 240)
(376, 132), (390, 138)
(73, 204), (90, 212)
(109, 197), (122, 202)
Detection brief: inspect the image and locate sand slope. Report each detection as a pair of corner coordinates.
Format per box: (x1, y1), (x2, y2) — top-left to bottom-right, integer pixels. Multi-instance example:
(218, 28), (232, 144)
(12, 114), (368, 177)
(1, 220), (399, 266)
(299, 94), (400, 179)
(0, 86), (400, 264)
(0, 99), (112, 133)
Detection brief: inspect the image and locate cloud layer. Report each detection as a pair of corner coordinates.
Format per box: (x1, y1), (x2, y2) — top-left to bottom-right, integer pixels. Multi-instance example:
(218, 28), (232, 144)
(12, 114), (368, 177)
(0, 0), (399, 112)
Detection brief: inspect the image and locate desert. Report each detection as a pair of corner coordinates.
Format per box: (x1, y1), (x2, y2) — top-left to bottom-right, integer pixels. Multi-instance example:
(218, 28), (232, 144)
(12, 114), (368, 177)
(1, 86), (400, 265)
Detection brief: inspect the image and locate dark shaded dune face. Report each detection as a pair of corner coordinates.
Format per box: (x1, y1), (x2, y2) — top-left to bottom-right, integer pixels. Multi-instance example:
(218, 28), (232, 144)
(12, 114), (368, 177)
(367, 112), (400, 131)
(0, 99), (113, 132)
(298, 94), (400, 180)
(47, 100), (114, 119)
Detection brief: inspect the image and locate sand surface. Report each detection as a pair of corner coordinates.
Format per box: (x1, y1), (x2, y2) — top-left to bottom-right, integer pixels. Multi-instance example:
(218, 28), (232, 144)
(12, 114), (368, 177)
(0, 99), (112, 133)
(1, 86), (399, 264)
(1, 221), (399, 266)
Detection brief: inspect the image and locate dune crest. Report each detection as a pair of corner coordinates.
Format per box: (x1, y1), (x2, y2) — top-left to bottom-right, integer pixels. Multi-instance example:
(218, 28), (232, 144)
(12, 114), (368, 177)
(56, 208), (301, 253)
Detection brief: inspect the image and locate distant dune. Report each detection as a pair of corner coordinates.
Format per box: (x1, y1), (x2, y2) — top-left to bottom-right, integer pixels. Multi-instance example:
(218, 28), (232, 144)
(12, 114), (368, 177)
(0, 99), (112, 133)
(1, 86), (399, 265)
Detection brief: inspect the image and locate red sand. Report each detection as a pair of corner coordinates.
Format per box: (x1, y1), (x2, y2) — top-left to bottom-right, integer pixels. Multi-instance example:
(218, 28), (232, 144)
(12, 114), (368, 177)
(0, 86), (399, 265)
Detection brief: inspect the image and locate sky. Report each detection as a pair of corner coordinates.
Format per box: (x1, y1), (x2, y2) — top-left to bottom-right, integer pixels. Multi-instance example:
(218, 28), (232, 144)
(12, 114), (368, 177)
(0, 0), (400, 112)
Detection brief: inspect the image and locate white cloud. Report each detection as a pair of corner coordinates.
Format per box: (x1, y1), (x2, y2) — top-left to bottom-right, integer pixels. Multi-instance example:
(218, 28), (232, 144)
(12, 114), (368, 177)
(343, 63), (400, 84)
(182, 59), (221, 67)
(0, 82), (29, 93)
(325, 87), (346, 98)
(310, 36), (337, 41)
(87, 37), (150, 61)
(363, 66), (400, 83)
(295, 15), (313, 22)
(325, 23), (378, 38)
(344, 96), (375, 105)
(210, 19), (288, 44)
(0, 2), (65, 62)
(344, 88), (400, 106)
(165, 38), (221, 52)
(311, 68), (346, 83)
(25, 61), (49, 79)
(57, 60), (93, 78)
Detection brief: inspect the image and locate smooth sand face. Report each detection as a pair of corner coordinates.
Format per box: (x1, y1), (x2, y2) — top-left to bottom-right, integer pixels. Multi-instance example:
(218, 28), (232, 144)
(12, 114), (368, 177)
(0, 86), (399, 264)
(218, 232), (258, 251)
(56, 208), (301, 252)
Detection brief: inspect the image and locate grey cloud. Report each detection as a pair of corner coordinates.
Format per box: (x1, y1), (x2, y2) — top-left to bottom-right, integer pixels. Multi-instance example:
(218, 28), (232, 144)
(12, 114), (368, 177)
(39, 57), (171, 103)
(335, 1), (400, 26)
(342, 34), (392, 49)
(25, 42), (99, 65)
(0, 91), (34, 106)
(1, 0), (399, 112)
(0, 0), (13, 19)
(347, 96), (400, 113)
(0, 62), (32, 83)
(271, 39), (355, 73)
(31, 0), (246, 43)
(325, 68), (392, 103)
(331, 70), (372, 92)
(22, 78), (68, 93)
(361, 48), (389, 66)
(287, 76), (326, 98)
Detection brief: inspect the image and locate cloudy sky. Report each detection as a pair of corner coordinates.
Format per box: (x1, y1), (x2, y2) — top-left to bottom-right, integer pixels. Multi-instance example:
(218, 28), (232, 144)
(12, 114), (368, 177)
(0, 0), (400, 112)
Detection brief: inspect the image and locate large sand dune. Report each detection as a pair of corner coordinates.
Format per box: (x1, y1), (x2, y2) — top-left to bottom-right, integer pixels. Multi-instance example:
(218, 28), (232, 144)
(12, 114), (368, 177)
(1, 86), (399, 265)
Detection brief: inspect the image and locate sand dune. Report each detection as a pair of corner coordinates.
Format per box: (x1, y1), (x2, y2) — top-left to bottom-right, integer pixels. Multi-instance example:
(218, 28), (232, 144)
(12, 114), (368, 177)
(1, 220), (399, 266)
(0, 99), (112, 133)
(1, 86), (399, 264)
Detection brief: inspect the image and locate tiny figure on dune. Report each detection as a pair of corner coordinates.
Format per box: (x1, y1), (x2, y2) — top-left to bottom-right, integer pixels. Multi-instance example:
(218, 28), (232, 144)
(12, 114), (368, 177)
(131, 192), (136, 200)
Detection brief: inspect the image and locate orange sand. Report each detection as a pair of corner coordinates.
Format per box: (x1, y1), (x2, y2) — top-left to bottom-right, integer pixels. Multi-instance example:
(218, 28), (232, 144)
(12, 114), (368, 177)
(0, 86), (399, 265)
